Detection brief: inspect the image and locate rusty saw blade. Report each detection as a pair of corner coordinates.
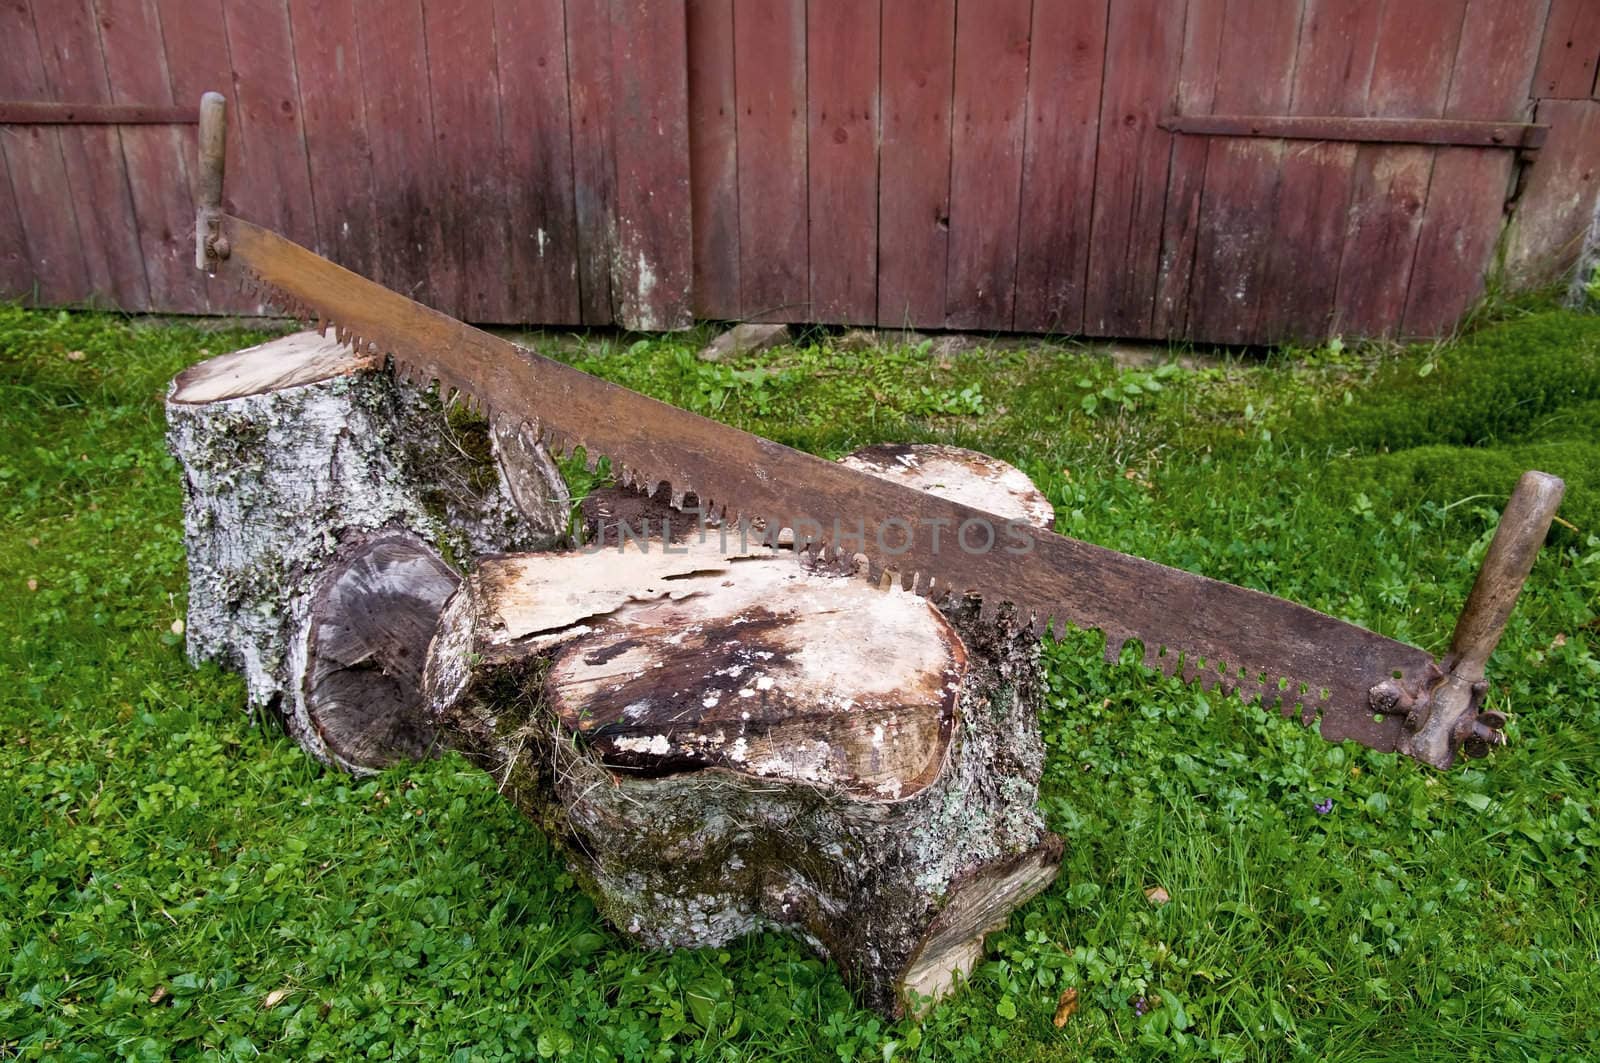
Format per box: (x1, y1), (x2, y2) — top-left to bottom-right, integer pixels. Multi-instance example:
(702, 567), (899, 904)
(214, 215), (1444, 755)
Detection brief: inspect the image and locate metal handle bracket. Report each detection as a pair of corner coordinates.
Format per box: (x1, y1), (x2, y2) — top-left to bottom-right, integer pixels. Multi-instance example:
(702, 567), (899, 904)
(1374, 471), (1566, 769)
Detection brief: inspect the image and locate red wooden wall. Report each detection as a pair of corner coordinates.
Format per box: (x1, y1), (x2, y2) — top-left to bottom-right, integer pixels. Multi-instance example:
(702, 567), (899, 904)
(2, 0), (1596, 342)
(686, 0), (1566, 343)
(0, 0), (691, 329)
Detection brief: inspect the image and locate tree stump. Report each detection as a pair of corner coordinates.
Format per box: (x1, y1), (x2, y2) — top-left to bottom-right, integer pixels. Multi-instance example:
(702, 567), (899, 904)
(420, 445), (1062, 1015)
(166, 330), (569, 772)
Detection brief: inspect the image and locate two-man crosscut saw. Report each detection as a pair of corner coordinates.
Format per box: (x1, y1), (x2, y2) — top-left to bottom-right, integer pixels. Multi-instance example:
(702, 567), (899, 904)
(190, 92), (1565, 770)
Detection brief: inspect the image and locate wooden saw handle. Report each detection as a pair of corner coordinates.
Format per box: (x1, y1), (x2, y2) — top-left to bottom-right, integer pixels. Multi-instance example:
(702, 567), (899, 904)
(1404, 470), (1565, 768)
(196, 91), (227, 270)
(1448, 471), (1567, 679)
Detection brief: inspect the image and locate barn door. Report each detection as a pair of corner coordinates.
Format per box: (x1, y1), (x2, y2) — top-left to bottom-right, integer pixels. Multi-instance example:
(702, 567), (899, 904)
(1154, 0), (1550, 345)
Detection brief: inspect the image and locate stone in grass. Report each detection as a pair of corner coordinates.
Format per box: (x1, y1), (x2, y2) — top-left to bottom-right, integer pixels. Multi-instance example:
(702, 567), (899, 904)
(697, 322), (791, 362)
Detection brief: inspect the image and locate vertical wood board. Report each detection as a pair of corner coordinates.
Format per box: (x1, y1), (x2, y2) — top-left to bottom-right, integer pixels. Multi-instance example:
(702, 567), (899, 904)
(0, 2), (91, 304)
(565, 0), (619, 325)
(422, 0), (510, 322)
(287, 0), (380, 285)
(734, 0), (807, 322)
(608, 0), (693, 330)
(495, 0), (582, 324)
(100, 0), (213, 312)
(1014, 0), (1109, 335)
(1187, 0), (1302, 344)
(1404, 0), (1549, 335)
(944, 0), (1031, 329)
(806, 0), (880, 325)
(218, 1), (317, 247)
(0, 151), (28, 299)
(31, 0), (150, 309)
(1254, 0), (1381, 342)
(1534, 0), (1600, 99)
(876, 0), (955, 329)
(1506, 98), (1600, 286)
(1333, 0), (1466, 339)
(687, 0), (741, 319)
(356, 0), (451, 309)
(1085, 0), (1185, 337)
(1152, 0), (1225, 338)
(157, 0), (256, 314)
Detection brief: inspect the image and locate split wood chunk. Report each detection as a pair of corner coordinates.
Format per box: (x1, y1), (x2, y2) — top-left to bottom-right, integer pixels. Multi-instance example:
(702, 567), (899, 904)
(166, 330), (569, 771)
(423, 445), (1063, 1015)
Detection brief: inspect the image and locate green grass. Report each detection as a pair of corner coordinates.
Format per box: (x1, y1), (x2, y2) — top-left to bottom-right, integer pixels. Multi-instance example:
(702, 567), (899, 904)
(2, 302), (1597, 1061)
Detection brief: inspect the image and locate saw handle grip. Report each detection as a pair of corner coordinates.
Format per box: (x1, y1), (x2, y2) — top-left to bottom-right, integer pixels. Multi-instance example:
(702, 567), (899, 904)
(196, 91), (227, 270)
(1402, 470), (1565, 769)
(1448, 470), (1565, 680)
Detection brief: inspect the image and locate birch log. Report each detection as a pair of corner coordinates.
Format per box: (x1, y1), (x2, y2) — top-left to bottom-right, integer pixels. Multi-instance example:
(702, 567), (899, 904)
(422, 446), (1061, 1015)
(166, 330), (569, 772)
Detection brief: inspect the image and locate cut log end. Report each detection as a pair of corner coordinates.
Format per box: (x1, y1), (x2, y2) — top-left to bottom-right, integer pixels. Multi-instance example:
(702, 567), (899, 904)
(167, 330), (570, 767)
(168, 331), (376, 405)
(422, 444), (1062, 1016)
(548, 546), (964, 800)
(301, 534), (458, 772)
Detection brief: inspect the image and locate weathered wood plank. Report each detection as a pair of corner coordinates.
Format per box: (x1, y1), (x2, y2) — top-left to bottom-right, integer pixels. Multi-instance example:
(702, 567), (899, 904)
(0, 150), (29, 301)
(1534, 0), (1600, 99)
(1014, 0), (1108, 335)
(156, 0), (256, 315)
(565, 0), (618, 325)
(219, 1), (317, 247)
(687, 0), (741, 319)
(1404, 0), (1548, 336)
(1153, 0), (1226, 339)
(495, 0), (582, 324)
(0, 2), (90, 305)
(608, 0), (693, 330)
(877, 0), (954, 329)
(1332, 0), (1466, 339)
(735, 0), (807, 322)
(1085, 0), (1185, 337)
(1188, 0), (1301, 345)
(1505, 98), (1600, 287)
(353, 0), (448, 308)
(944, 0), (1030, 329)
(30, 0), (149, 309)
(287, 0), (380, 284)
(1163, 114), (1546, 149)
(1252, 0), (1382, 343)
(98, 0), (213, 313)
(0, 102), (197, 124)
(421, 0), (510, 322)
(806, 0), (879, 325)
